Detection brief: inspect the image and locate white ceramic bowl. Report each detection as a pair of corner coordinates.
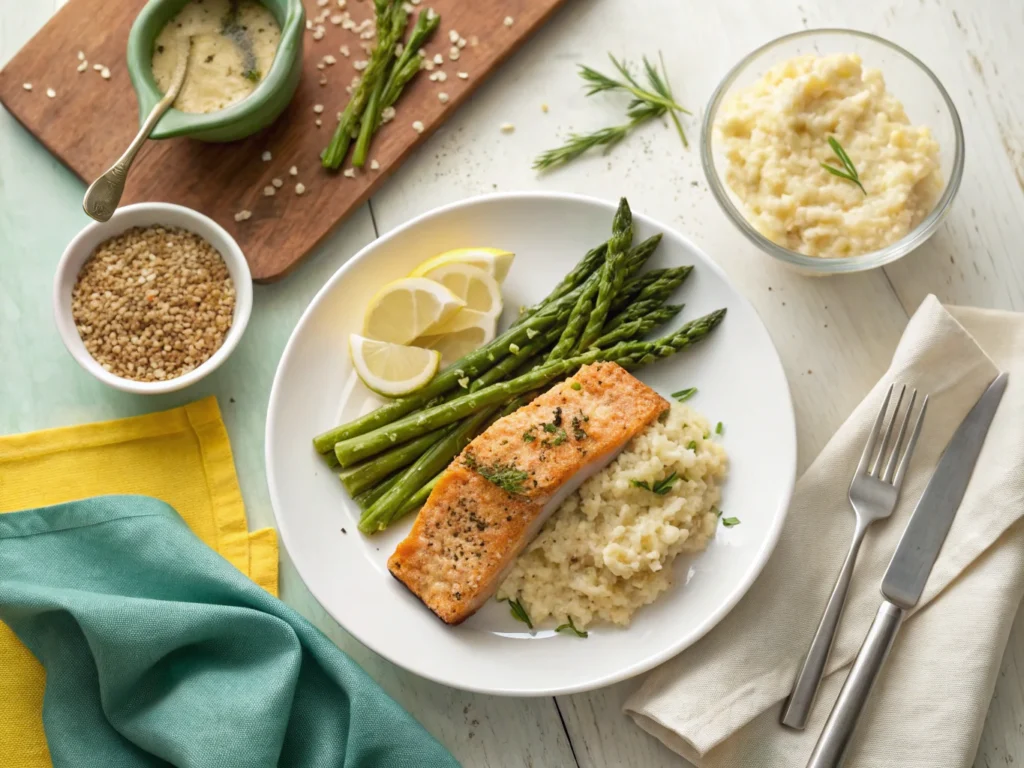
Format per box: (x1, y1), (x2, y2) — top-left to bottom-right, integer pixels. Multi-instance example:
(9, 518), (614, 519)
(54, 203), (252, 394)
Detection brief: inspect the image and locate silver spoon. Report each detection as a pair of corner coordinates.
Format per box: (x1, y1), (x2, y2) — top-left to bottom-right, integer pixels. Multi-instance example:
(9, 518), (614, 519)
(83, 37), (191, 222)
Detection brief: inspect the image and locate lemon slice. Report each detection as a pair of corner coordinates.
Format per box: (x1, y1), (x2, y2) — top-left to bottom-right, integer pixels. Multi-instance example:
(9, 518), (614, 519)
(362, 277), (465, 344)
(349, 334), (441, 397)
(419, 326), (495, 367)
(418, 263), (503, 318)
(409, 247), (515, 284)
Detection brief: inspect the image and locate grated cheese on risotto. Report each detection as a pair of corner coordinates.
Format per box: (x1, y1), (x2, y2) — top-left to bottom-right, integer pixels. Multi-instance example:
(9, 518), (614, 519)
(497, 402), (727, 628)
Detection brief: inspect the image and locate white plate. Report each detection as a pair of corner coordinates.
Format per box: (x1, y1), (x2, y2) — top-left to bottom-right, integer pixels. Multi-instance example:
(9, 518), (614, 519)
(266, 192), (796, 696)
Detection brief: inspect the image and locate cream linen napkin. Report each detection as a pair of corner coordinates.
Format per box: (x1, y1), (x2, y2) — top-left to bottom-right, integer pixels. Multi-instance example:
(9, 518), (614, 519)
(625, 295), (1024, 768)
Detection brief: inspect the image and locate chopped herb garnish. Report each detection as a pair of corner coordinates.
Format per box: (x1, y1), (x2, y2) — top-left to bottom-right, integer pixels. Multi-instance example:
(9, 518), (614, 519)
(715, 421), (723, 435)
(555, 615), (588, 638)
(509, 343), (521, 355)
(686, 440), (697, 450)
(631, 472), (678, 495)
(571, 381), (582, 390)
(571, 416), (587, 441)
(552, 407), (563, 427)
(821, 136), (866, 194)
(550, 429), (568, 447)
(722, 516), (740, 527)
(703, 431), (710, 439)
(672, 387), (697, 402)
(463, 452), (529, 495)
(713, 506), (722, 518)
(523, 431), (536, 443)
(543, 423), (558, 434)
(506, 598), (533, 628)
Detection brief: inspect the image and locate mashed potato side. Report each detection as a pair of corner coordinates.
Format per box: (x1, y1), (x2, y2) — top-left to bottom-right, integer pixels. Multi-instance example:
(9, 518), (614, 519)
(497, 403), (727, 629)
(716, 53), (942, 257)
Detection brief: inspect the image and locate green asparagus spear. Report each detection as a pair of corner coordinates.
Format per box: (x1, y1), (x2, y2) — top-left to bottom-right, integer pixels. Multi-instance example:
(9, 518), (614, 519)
(578, 199), (633, 349)
(322, 1), (407, 169)
(602, 299), (660, 334)
(513, 241), (607, 326)
(620, 309), (727, 368)
(338, 427), (448, 495)
(590, 304), (683, 348)
(352, 70), (389, 168)
(352, 470), (404, 510)
(380, 9), (440, 110)
(384, 470), (443, 525)
(547, 278), (599, 360)
(611, 265), (692, 315)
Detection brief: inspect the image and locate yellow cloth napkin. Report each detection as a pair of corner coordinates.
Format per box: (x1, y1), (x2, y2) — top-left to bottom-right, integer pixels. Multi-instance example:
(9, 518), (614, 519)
(0, 397), (278, 767)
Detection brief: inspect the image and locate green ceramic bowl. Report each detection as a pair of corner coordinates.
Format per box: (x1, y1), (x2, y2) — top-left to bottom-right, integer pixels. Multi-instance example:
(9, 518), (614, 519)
(126, 0), (305, 142)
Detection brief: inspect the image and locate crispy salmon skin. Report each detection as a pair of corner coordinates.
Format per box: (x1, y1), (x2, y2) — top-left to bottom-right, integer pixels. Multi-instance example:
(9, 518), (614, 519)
(387, 362), (669, 625)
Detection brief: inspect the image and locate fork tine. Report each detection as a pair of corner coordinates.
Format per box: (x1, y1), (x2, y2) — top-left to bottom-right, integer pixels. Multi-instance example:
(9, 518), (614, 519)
(856, 384), (893, 476)
(893, 394), (928, 489)
(882, 389), (917, 482)
(871, 385), (906, 476)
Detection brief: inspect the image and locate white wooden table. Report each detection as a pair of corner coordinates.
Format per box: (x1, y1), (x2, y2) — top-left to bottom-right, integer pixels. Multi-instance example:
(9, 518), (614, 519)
(3, 1), (1022, 765)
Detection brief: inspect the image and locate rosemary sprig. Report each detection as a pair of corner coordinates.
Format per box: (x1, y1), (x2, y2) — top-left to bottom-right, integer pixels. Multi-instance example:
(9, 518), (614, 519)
(506, 598), (533, 628)
(555, 616), (589, 638)
(821, 136), (866, 195)
(534, 53), (690, 171)
(630, 471), (679, 495)
(671, 387), (697, 402)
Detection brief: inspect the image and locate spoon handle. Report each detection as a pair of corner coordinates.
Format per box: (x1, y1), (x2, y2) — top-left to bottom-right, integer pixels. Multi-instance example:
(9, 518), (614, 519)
(83, 38), (190, 222)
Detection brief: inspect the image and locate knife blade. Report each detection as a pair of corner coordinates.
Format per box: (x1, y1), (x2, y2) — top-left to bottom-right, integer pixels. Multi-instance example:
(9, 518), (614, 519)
(882, 371), (1008, 608)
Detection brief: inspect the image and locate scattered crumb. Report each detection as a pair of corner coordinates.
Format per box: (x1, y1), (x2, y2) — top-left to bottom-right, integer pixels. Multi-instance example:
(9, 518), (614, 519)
(500, 122), (515, 133)
(46, 87), (56, 98)
(381, 106), (396, 123)
(438, 92), (449, 104)
(22, 82), (32, 91)
(100, 67), (111, 80)
(432, 53), (443, 65)
(370, 159), (380, 170)
(319, 75), (328, 85)
(323, 54), (337, 65)
(316, 0), (328, 6)
(272, 178), (283, 188)
(457, 71), (468, 79)
(343, 167), (356, 178)
(77, 61), (88, 73)
(341, 527), (347, 534)
(541, 103), (549, 113)
(77, 51), (85, 61)
(289, 165), (298, 176)
(457, 37), (466, 49)
(234, 210), (252, 222)
(263, 185), (276, 196)
(313, 103), (324, 113)
(295, 182), (306, 195)
(339, 44), (350, 56)
(315, 119), (322, 127)
(448, 29), (459, 43)
(449, 47), (460, 61)
(229, 397), (236, 403)
(503, 15), (514, 26)
(93, 63), (103, 71)
(412, 120), (424, 133)
(317, 62), (326, 71)
(354, 59), (368, 71)
(429, 71), (447, 82)
(262, 150), (272, 162)
(312, 27), (325, 40)
(423, 59), (435, 71)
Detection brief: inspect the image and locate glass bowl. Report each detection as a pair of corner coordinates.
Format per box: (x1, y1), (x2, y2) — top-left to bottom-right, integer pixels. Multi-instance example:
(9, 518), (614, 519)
(700, 29), (965, 275)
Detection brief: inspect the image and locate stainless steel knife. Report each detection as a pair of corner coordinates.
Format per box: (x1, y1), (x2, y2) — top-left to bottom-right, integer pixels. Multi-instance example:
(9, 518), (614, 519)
(806, 372), (1009, 768)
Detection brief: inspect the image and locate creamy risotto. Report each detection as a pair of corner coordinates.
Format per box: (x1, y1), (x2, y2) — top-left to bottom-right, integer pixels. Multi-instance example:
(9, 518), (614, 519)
(716, 53), (942, 257)
(153, 0), (280, 114)
(497, 403), (727, 629)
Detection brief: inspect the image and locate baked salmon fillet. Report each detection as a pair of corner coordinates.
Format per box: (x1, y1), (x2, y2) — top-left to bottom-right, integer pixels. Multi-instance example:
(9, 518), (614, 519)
(388, 361), (669, 625)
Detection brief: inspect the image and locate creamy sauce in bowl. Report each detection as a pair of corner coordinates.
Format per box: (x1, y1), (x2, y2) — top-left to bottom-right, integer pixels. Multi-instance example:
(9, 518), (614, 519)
(152, 0), (280, 114)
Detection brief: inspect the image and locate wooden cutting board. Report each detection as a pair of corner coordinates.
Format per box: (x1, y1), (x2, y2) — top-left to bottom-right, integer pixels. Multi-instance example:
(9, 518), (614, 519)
(0, 0), (568, 281)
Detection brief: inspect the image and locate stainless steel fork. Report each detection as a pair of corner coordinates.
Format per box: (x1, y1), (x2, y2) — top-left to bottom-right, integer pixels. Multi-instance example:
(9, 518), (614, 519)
(780, 384), (928, 730)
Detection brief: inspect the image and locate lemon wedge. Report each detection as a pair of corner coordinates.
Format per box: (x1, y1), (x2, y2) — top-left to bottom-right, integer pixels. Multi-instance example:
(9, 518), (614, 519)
(349, 334), (441, 397)
(419, 326), (495, 367)
(409, 247), (515, 284)
(362, 277), (465, 344)
(418, 263), (503, 318)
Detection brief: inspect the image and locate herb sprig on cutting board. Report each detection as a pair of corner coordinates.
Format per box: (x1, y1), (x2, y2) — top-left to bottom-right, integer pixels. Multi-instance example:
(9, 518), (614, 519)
(534, 53), (691, 171)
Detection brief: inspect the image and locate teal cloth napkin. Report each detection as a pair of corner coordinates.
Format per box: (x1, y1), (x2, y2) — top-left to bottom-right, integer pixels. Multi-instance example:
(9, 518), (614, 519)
(0, 495), (460, 768)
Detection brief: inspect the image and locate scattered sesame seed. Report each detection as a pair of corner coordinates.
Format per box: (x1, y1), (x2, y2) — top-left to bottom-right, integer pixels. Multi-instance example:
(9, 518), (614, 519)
(359, 29), (374, 39)
(315, 119), (322, 127)
(449, 47), (460, 61)
(77, 51), (85, 61)
(323, 54), (337, 65)
(457, 37), (466, 49)
(234, 210), (252, 222)
(272, 177), (283, 188)
(381, 106), (396, 123)
(312, 27), (325, 40)
(354, 59), (368, 71)
(343, 167), (356, 178)
(77, 61), (88, 73)
(317, 0), (328, 6)
(262, 151), (272, 162)
(313, 104), (324, 113)
(418, 47), (426, 57)
(46, 87), (56, 98)
(317, 62), (326, 70)
(337, 0), (346, 6)
(319, 75), (328, 85)
(422, 59), (435, 71)
(432, 53), (443, 65)
(458, 376), (470, 388)
(295, 183), (306, 195)
(305, 19), (313, 29)
(339, 44), (350, 56)
(100, 67), (111, 80)
(263, 185), (276, 196)
(93, 63), (104, 71)
(448, 29), (459, 43)
(412, 120), (424, 133)
(500, 122), (515, 133)
(370, 159), (380, 170)
(503, 15), (514, 26)
(438, 92), (449, 104)
(22, 82), (32, 91)
(541, 103), (549, 113)
(330, 13), (343, 24)
(436, 70), (447, 82)
(457, 71), (468, 79)
(289, 165), (298, 176)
